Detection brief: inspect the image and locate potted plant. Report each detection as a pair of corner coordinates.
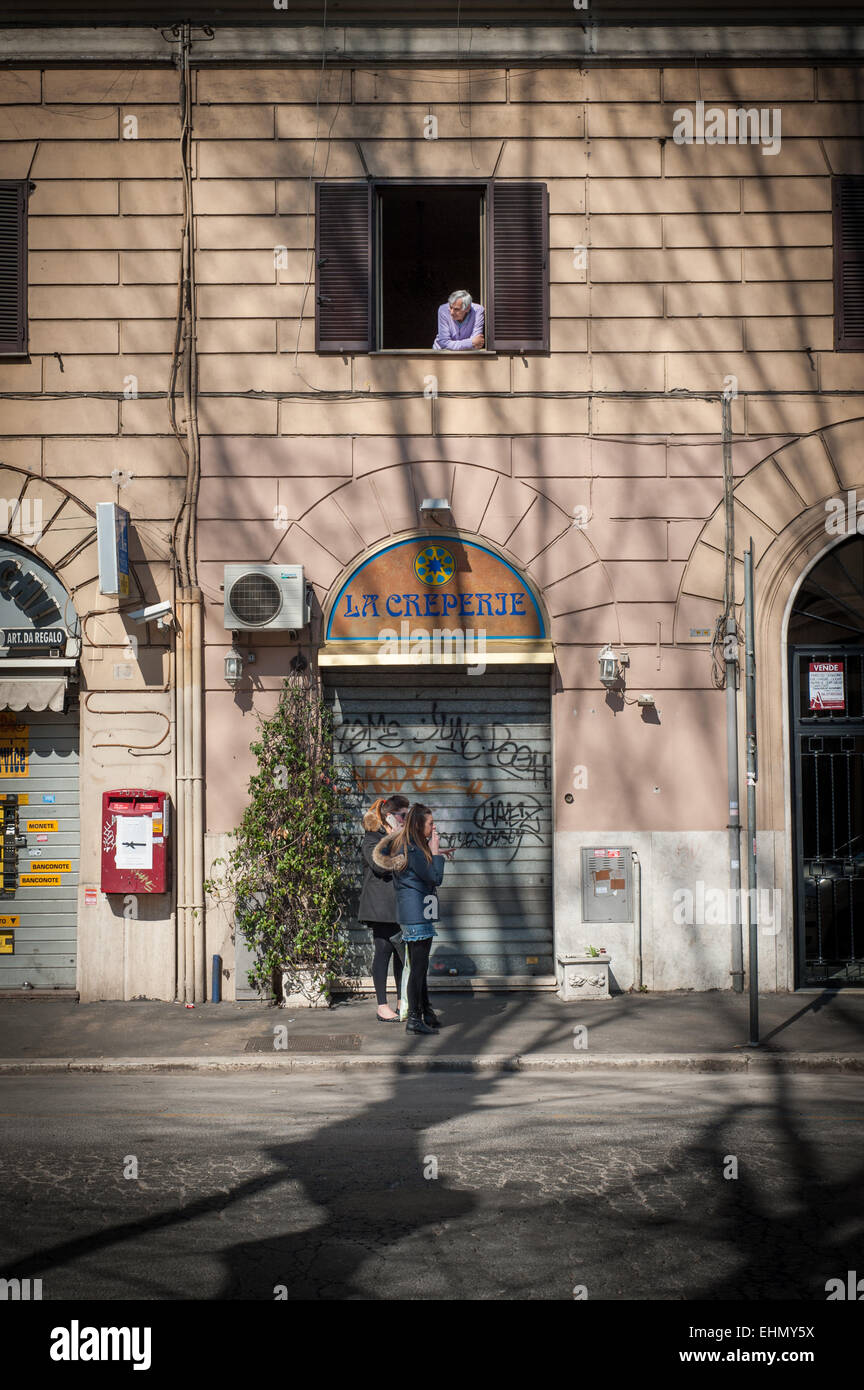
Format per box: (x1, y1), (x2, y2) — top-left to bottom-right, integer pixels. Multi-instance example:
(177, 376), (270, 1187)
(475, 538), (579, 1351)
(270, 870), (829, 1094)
(206, 664), (356, 1006)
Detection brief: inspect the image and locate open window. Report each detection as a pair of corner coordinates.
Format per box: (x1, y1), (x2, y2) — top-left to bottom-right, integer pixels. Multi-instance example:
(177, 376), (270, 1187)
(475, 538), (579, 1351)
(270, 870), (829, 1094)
(315, 179), (548, 355)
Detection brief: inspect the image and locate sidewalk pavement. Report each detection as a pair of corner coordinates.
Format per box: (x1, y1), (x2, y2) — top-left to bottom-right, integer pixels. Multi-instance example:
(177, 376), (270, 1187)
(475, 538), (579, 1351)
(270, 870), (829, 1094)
(1, 990), (863, 1072)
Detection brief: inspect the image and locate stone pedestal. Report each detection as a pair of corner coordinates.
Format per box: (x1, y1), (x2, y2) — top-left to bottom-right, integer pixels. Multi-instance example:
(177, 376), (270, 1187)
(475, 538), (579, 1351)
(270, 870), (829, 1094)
(557, 954), (611, 1001)
(280, 968), (331, 1008)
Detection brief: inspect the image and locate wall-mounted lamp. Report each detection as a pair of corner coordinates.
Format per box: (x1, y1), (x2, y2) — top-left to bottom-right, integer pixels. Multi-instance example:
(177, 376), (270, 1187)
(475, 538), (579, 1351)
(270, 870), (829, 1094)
(598, 643), (621, 689)
(420, 498), (451, 525)
(225, 635), (244, 688)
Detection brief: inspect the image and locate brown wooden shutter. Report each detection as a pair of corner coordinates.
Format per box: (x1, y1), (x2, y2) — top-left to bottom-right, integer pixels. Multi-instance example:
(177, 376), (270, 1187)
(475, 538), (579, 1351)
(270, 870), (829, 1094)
(834, 176), (864, 351)
(0, 181), (27, 356)
(488, 182), (549, 352)
(315, 182), (373, 352)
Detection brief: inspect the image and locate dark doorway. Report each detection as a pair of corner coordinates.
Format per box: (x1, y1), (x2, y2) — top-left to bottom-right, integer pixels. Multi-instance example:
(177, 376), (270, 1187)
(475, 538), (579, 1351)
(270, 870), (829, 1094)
(790, 536), (864, 986)
(378, 185), (483, 350)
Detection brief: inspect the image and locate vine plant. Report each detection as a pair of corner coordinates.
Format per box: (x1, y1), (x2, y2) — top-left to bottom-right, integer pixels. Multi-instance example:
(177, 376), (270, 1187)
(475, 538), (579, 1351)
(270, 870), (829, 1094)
(205, 667), (357, 1003)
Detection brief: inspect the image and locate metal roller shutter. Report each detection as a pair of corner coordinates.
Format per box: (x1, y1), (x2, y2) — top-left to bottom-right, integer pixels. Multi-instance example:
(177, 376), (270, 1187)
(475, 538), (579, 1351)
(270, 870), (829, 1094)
(0, 709), (79, 989)
(328, 668), (553, 982)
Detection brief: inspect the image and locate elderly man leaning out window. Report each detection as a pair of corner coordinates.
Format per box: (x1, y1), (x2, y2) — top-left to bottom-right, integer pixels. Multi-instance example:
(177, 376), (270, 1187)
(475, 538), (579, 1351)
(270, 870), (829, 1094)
(433, 290), (485, 351)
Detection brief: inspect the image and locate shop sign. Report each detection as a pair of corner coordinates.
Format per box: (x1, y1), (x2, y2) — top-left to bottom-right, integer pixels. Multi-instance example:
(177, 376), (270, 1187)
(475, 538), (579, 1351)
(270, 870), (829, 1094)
(3, 627), (65, 649)
(326, 537), (546, 643)
(0, 721), (28, 777)
(97, 502), (130, 597)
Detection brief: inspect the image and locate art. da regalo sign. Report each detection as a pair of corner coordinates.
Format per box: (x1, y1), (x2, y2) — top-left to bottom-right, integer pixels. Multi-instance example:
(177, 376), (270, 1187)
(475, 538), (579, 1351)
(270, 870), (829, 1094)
(325, 537), (547, 646)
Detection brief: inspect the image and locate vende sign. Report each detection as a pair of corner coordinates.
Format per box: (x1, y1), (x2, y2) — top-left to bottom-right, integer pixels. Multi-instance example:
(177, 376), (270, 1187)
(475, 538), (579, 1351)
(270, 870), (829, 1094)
(809, 661), (845, 711)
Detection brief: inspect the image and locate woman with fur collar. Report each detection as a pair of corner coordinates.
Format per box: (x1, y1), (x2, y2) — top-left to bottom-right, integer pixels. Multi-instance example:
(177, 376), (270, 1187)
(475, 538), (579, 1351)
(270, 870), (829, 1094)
(373, 803), (452, 1034)
(358, 794), (409, 1021)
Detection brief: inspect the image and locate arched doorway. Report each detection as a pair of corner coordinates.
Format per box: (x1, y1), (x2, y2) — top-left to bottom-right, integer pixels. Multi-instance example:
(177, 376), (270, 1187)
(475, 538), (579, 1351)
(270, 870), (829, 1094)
(789, 534), (864, 987)
(0, 541), (81, 989)
(320, 532), (555, 987)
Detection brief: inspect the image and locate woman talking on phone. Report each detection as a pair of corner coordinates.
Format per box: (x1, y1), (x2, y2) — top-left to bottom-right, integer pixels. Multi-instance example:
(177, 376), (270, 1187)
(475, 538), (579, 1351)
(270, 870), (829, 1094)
(358, 794), (410, 1022)
(373, 803), (452, 1035)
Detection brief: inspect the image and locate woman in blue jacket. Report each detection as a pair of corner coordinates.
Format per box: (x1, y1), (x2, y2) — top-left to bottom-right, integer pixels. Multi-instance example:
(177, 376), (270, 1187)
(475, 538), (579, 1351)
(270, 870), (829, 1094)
(373, 803), (450, 1034)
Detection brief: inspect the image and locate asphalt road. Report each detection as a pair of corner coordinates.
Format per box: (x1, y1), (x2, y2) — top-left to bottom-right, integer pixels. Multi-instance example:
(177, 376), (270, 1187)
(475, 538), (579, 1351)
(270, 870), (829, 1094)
(0, 1071), (862, 1301)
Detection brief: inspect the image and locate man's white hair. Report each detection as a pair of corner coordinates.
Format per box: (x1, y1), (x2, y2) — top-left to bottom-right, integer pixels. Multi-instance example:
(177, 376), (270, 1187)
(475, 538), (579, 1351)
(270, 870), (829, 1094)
(448, 290), (472, 309)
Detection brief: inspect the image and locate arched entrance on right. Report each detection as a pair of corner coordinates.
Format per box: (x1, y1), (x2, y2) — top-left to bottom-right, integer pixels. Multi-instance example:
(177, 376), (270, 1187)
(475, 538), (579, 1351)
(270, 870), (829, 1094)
(789, 534), (864, 987)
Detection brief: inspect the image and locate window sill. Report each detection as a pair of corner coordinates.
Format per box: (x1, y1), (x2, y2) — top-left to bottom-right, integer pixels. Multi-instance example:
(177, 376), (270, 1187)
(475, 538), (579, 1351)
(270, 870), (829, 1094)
(369, 350), (497, 356)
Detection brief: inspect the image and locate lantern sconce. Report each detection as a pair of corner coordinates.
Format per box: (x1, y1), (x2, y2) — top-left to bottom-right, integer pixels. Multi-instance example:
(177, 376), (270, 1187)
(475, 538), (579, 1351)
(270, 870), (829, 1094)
(598, 643), (629, 690)
(225, 632), (255, 688)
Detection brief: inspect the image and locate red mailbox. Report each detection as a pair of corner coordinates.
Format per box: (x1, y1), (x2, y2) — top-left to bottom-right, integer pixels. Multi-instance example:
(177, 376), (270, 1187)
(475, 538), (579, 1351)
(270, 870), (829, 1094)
(101, 790), (170, 894)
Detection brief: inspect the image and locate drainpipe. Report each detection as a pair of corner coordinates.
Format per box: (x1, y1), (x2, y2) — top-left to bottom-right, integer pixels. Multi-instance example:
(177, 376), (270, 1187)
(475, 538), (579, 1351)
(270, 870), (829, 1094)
(744, 542), (759, 1043)
(631, 849), (642, 990)
(168, 22), (206, 1002)
(723, 395), (744, 993)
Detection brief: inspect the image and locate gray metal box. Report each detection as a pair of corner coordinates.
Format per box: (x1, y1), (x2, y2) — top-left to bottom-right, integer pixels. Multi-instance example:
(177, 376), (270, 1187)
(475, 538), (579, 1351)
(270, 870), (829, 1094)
(580, 847), (633, 923)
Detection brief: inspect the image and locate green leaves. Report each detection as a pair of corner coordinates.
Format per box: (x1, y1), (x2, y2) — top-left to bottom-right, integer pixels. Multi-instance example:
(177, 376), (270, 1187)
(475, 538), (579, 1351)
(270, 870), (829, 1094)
(213, 671), (355, 997)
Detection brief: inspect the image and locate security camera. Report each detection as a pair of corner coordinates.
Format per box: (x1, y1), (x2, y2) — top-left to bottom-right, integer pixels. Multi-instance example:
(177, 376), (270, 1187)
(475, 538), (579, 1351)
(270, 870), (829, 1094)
(127, 600), (173, 624)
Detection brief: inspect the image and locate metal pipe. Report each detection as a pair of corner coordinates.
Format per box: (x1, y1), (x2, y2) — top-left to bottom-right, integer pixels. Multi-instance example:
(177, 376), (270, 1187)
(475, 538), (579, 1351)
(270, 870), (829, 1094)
(723, 395), (744, 994)
(182, 592), (195, 1004)
(744, 542), (759, 1044)
(190, 589), (205, 1001)
(174, 603), (186, 1003)
(211, 954), (222, 1004)
(631, 849), (643, 991)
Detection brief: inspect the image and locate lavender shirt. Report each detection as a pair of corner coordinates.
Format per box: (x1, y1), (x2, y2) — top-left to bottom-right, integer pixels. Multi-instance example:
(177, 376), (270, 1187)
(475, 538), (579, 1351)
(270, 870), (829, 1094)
(433, 302), (485, 350)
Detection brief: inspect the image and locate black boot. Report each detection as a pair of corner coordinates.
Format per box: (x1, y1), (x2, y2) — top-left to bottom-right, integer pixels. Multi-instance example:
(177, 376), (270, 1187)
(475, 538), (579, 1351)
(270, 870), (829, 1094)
(406, 1010), (435, 1035)
(422, 1007), (441, 1028)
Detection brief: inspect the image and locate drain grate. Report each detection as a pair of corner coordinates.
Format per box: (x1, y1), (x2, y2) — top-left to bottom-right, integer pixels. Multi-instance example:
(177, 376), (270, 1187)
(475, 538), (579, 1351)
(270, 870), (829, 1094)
(245, 1034), (362, 1053)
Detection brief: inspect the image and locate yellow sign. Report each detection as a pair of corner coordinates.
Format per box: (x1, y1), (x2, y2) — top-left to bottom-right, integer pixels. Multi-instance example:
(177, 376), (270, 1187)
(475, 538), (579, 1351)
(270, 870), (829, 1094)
(0, 727), (28, 778)
(20, 873), (61, 886)
(30, 861), (70, 873)
(0, 932), (13, 954)
(0, 793), (28, 804)
(27, 820), (57, 833)
(0, 915), (19, 927)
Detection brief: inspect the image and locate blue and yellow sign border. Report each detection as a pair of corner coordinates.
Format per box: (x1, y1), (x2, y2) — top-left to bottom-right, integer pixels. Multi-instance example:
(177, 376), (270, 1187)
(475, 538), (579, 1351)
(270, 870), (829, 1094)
(325, 535), (547, 643)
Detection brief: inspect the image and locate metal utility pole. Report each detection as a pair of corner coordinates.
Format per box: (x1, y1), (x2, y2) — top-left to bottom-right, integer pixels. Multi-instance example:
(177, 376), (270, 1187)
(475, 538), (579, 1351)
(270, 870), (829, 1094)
(723, 395), (744, 993)
(744, 542), (759, 1045)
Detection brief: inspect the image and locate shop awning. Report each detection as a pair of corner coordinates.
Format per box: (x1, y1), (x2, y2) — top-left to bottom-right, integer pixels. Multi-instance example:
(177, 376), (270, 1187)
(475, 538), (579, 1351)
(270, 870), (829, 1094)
(0, 676), (67, 712)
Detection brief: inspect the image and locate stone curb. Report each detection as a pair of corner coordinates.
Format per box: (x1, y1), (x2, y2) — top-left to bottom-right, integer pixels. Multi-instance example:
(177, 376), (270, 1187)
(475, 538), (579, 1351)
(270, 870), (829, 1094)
(0, 1052), (863, 1074)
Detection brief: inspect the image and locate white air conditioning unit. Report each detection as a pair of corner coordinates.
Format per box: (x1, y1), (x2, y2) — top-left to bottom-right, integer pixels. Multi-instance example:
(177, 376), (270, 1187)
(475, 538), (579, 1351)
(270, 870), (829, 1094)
(223, 565), (308, 631)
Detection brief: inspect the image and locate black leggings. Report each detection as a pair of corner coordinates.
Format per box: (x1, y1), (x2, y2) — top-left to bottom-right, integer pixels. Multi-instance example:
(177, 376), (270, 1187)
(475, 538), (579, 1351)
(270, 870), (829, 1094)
(404, 937), (432, 1014)
(370, 929), (404, 1006)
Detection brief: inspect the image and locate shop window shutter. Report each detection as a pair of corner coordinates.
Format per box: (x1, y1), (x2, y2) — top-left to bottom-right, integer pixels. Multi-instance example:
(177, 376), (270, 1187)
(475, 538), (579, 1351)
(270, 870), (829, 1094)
(835, 176), (864, 351)
(489, 182), (549, 352)
(0, 181), (27, 356)
(315, 182), (373, 352)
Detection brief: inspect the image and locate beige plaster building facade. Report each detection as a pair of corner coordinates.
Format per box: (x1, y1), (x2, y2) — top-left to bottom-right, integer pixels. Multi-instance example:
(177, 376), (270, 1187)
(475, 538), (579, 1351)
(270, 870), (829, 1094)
(1, 13), (863, 999)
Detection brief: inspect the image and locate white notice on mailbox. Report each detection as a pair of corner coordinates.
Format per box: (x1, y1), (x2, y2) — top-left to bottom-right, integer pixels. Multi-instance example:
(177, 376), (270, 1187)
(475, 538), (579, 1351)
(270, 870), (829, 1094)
(115, 815), (153, 870)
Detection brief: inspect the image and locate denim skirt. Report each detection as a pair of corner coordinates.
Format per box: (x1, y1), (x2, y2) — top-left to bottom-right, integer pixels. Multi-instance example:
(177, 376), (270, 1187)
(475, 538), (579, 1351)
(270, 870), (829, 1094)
(400, 921), (438, 943)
